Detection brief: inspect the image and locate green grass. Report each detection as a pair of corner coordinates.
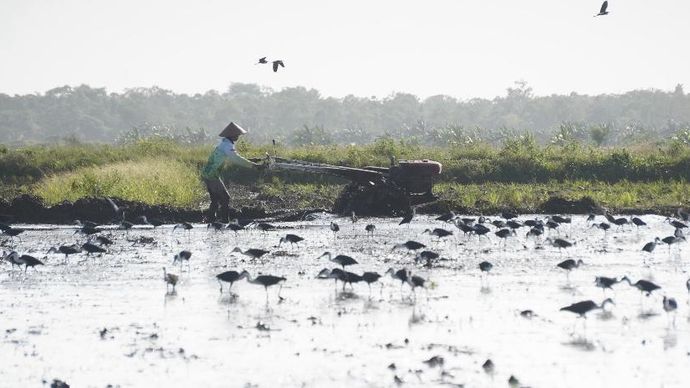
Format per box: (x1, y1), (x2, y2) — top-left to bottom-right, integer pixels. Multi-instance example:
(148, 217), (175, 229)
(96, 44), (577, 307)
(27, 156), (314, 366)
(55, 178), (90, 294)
(34, 158), (206, 208)
(3, 137), (690, 212)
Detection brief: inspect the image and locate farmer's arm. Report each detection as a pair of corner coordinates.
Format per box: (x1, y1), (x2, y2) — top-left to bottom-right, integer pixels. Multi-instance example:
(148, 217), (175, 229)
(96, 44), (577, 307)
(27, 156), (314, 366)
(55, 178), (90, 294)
(222, 142), (260, 169)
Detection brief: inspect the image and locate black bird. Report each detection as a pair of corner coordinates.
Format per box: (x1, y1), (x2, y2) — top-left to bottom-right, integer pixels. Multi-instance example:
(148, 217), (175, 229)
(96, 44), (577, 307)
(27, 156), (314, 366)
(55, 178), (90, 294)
(399, 209), (415, 226)
(506, 220), (523, 230)
(330, 221), (340, 238)
(386, 268), (409, 289)
(106, 197), (126, 222)
(226, 220), (245, 233)
(2, 227), (25, 240)
(256, 222), (276, 232)
(482, 359), (495, 374)
(75, 225), (100, 236)
(361, 271), (382, 292)
(279, 234), (304, 247)
(472, 223), (491, 238)
(232, 247), (269, 260)
(595, 1), (609, 17)
(631, 216), (646, 227)
(119, 220), (134, 231)
(642, 237), (660, 253)
(491, 220), (506, 229)
(96, 236), (114, 246)
(82, 242), (107, 255)
(557, 259), (584, 280)
(661, 235), (686, 249)
(256, 56), (268, 64)
(591, 222), (611, 232)
(0, 222), (11, 232)
(147, 217), (164, 227)
(668, 219), (688, 229)
(677, 208), (690, 222)
(163, 267), (178, 292)
(545, 237), (573, 250)
(495, 228), (515, 242)
(243, 271), (286, 300)
(318, 252), (358, 268)
(48, 244), (81, 260)
(586, 213), (596, 222)
(605, 212), (629, 228)
(560, 298), (614, 318)
(415, 250), (440, 267)
(544, 219), (560, 232)
(407, 272), (426, 295)
(173, 222), (193, 231)
(207, 222), (225, 231)
(453, 219), (475, 236)
(325, 268), (363, 290)
(479, 261), (493, 273)
(392, 240), (426, 252)
(2, 250), (22, 269)
(75, 219), (99, 229)
(551, 215), (571, 224)
(17, 254), (45, 272)
(216, 270), (249, 293)
(523, 218), (542, 228)
(526, 226), (544, 238)
(365, 224), (376, 237)
(557, 259), (584, 272)
(272, 60), (285, 72)
(621, 276), (661, 296)
(595, 276), (620, 293)
(501, 211), (517, 220)
(173, 250), (192, 264)
(422, 228), (453, 239)
(663, 296), (678, 315)
(436, 211), (455, 222)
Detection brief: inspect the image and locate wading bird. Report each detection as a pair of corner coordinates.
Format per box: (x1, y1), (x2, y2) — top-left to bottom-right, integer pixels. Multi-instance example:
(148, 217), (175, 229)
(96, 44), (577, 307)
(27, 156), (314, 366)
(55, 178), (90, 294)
(2, 227), (25, 241)
(677, 208), (689, 222)
(207, 222), (225, 231)
(591, 222), (611, 232)
(173, 222), (193, 231)
(595, 1), (609, 17)
(663, 296), (678, 326)
(226, 219), (245, 234)
(163, 267), (178, 293)
(407, 272), (427, 298)
(621, 276), (661, 296)
(392, 240), (426, 252)
(386, 268), (409, 292)
(279, 234), (304, 248)
(642, 237), (660, 254)
(81, 242), (107, 255)
(17, 254), (44, 272)
(48, 244), (81, 261)
(436, 212), (455, 222)
(501, 211), (517, 220)
(551, 215), (572, 224)
(479, 261), (493, 274)
(545, 237), (574, 251)
(557, 259), (584, 279)
(318, 252), (358, 269)
(243, 271), (286, 300)
(473, 223), (491, 238)
(415, 250), (439, 267)
(631, 216), (646, 228)
(661, 235), (686, 251)
(2, 250), (22, 269)
(362, 271), (382, 294)
(255, 222), (276, 233)
(96, 236), (114, 246)
(560, 298), (614, 318)
(173, 250), (192, 265)
(216, 270), (248, 294)
(365, 224), (376, 237)
(232, 247), (269, 260)
(106, 197), (126, 222)
(495, 228), (515, 243)
(595, 276), (620, 293)
(330, 221), (340, 238)
(422, 228), (453, 239)
(399, 208), (415, 226)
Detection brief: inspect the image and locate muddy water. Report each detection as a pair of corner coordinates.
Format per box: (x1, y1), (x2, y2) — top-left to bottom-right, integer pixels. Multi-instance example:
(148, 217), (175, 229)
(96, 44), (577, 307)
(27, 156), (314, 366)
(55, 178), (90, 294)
(1, 215), (689, 387)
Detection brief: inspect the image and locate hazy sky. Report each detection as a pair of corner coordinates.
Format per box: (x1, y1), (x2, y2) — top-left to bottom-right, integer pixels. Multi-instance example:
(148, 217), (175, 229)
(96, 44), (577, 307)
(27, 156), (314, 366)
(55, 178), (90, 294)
(1, 0), (688, 99)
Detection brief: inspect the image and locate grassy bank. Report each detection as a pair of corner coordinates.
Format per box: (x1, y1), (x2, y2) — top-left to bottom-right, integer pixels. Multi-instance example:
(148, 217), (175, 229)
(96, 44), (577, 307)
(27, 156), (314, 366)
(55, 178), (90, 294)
(2, 138), (690, 212)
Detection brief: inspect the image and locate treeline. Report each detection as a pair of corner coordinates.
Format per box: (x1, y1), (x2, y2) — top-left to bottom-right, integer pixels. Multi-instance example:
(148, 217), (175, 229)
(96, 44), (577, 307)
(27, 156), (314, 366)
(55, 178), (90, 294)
(1, 82), (689, 146)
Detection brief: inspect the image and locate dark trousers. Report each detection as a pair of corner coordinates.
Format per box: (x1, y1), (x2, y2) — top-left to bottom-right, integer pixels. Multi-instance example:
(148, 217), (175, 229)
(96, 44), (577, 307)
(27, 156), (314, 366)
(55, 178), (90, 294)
(204, 178), (230, 222)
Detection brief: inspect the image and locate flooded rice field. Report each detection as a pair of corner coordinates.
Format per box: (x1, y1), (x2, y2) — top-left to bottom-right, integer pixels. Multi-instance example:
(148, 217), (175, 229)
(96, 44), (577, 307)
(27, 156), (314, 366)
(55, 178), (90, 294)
(1, 214), (690, 387)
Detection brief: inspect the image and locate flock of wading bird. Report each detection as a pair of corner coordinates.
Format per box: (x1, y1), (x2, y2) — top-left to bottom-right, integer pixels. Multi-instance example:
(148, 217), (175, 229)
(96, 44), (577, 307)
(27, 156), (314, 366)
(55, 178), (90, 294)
(2, 198), (690, 324)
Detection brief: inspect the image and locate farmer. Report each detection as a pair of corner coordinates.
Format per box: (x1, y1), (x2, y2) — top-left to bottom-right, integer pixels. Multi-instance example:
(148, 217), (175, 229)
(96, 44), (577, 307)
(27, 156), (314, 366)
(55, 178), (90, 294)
(201, 122), (264, 222)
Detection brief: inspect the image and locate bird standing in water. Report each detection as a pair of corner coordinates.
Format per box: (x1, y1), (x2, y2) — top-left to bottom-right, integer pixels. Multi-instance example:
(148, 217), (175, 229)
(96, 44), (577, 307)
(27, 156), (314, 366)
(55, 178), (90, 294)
(243, 270), (286, 301)
(163, 267), (179, 293)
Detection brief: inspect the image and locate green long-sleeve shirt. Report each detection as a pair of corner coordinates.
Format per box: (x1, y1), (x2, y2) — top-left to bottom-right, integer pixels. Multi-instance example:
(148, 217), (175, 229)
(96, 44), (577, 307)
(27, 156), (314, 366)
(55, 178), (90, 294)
(201, 138), (255, 179)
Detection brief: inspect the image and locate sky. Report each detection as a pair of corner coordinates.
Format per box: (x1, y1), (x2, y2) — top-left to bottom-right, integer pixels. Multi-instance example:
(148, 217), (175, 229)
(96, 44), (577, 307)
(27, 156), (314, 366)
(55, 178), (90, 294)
(0, 0), (688, 99)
